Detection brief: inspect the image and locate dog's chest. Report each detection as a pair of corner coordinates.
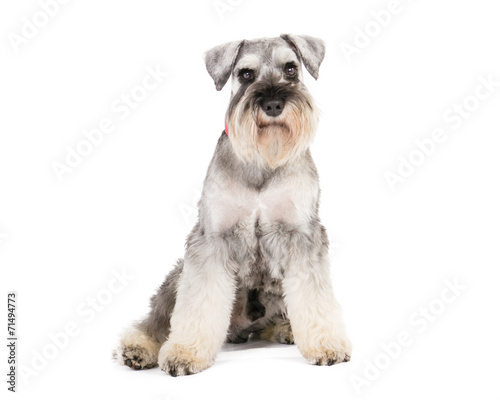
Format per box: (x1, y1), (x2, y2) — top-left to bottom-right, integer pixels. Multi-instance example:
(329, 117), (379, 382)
(210, 178), (315, 234)
(207, 176), (318, 291)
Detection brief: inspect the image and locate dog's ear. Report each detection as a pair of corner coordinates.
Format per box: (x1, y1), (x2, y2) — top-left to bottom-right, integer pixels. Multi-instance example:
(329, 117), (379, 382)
(204, 40), (245, 91)
(280, 34), (325, 80)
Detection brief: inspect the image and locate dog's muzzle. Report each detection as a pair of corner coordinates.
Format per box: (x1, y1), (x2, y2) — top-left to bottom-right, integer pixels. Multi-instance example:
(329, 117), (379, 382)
(253, 81), (291, 118)
(261, 98), (284, 117)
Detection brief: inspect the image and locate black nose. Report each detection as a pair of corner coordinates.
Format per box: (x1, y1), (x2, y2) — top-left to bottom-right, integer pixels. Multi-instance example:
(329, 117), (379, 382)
(262, 99), (284, 117)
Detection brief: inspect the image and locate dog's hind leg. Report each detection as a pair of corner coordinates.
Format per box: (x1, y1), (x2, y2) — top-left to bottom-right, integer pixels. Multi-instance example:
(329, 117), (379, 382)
(113, 260), (183, 370)
(257, 319), (294, 345)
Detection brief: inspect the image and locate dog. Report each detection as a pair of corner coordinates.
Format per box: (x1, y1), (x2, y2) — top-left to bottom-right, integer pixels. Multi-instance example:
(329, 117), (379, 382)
(113, 34), (351, 376)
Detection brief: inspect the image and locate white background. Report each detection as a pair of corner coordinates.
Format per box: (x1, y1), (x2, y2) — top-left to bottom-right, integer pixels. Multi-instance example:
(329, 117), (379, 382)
(1, 0), (499, 399)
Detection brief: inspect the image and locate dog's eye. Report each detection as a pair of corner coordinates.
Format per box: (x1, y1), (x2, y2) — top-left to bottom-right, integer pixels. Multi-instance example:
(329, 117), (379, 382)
(284, 65), (297, 77)
(239, 69), (255, 81)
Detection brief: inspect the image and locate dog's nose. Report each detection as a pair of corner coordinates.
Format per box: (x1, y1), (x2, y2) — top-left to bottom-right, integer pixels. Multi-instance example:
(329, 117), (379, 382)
(262, 99), (284, 117)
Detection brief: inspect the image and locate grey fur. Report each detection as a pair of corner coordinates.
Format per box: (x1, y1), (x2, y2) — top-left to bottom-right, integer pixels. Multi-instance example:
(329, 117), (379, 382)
(114, 34), (351, 376)
(137, 260), (182, 343)
(205, 34), (325, 90)
(204, 39), (244, 90)
(280, 34), (325, 80)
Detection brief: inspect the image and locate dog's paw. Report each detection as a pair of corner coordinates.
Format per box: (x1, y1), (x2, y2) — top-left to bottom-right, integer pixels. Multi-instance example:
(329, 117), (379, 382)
(158, 342), (213, 377)
(113, 345), (159, 370)
(259, 321), (295, 345)
(113, 327), (161, 370)
(226, 331), (250, 344)
(274, 327), (294, 345)
(302, 335), (352, 366)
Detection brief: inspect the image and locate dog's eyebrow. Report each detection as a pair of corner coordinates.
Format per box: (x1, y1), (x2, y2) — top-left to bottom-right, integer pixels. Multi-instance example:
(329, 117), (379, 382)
(272, 47), (299, 66)
(235, 54), (261, 72)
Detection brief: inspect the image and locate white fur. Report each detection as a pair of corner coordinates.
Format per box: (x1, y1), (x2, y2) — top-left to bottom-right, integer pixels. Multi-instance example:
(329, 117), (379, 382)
(283, 257), (351, 364)
(207, 166), (319, 234)
(114, 326), (161, 367)
(235, 54), (262, 73)
(158, 239), (237, 375)
(272, 46), (299, 66)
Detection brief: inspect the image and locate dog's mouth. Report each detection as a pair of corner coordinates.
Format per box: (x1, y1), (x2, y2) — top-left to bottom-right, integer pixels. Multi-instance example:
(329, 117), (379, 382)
(258, 121), (288, 129)
(256, 108), (290, 131)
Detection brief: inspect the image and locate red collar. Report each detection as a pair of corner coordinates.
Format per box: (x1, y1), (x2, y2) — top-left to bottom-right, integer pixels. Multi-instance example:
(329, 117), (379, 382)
(225, 121), (229, 136)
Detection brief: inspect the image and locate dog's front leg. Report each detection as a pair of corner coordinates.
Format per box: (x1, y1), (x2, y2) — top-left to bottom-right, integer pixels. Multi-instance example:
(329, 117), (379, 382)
(158, 236), (236, 376)
(281, 227), (352, 366)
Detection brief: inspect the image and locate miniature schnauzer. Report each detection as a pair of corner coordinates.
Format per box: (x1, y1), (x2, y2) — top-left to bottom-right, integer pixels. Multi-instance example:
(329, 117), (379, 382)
(113, 34), (351, 376)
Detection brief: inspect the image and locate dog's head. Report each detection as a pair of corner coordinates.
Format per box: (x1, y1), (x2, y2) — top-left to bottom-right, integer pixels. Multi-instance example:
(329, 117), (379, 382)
(205, 34), (325, 169)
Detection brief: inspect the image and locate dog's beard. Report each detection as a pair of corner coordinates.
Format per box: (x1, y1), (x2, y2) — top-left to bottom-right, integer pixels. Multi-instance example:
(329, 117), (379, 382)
(227, 89), (318, 169)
